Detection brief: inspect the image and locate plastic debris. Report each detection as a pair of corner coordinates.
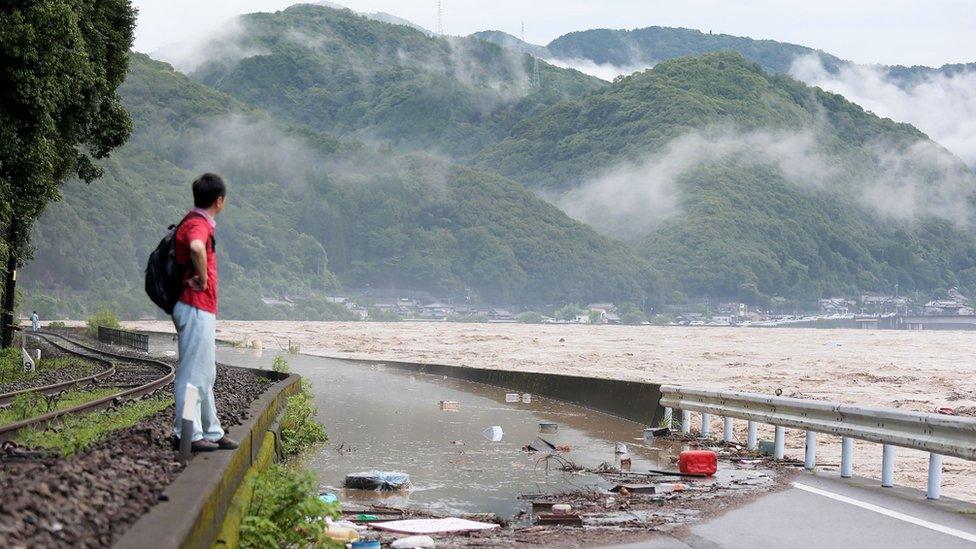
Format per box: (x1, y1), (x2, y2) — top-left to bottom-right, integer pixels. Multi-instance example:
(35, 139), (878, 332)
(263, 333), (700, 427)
(522, 393), (532, 403)
(482, 426), (504, 442)
(539, 422), (558, 433)
(935, 406), (955, 415)
(523, 436), (556, 452)
(351, 541), (380, 549)
(647, 427), (671, 438)
(318, 492), (338, 504)
(536, 513), (582, 526)
(391, 535), (436, 548)
(325, 518), (360, 542)
(551, 503), (572, 515)
(678, 450), (717, 476)
(505, 393), (520, 402)
(344, 471), (411, 491)
(612, 484), (656, 494)
(371, 518), (499, 535)
(615, 442), (628, 454)
(439, 400), (460, 411)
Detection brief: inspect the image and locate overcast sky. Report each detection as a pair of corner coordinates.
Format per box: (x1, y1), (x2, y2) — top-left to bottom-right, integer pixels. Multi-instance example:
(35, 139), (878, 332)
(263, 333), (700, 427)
(133, 1), (975, 67)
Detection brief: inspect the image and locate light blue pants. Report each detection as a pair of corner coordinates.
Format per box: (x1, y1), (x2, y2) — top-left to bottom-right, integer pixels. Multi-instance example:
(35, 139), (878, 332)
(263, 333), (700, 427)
(172, 301), (223, 442)
(31, 319), (39, 332)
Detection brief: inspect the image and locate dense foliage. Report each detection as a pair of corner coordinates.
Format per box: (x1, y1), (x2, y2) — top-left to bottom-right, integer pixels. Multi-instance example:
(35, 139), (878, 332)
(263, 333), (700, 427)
(480, 53), (976, 302)
(0, 0), (135, 345)
(188, 4), (603, 159)
(544, 26), (843, 75)
(22, 53), (652, 317)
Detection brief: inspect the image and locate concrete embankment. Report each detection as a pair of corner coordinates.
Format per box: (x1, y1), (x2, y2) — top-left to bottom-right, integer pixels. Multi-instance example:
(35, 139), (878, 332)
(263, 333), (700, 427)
(114, 369), (301, 549)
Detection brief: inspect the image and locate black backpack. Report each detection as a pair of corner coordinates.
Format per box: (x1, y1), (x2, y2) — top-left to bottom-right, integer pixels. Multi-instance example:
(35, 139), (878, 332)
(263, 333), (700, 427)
(146, 215), (217, 314)
(145, 220), (186, 315)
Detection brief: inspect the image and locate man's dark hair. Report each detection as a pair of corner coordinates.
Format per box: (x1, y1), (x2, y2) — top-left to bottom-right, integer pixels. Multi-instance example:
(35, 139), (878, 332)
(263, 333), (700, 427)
(192, 173), (226, 208)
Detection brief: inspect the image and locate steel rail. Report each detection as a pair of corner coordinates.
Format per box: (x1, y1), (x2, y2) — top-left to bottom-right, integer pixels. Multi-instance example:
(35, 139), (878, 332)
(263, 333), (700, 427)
(0, 335), (117, 406)
(0, 331), (174, 442)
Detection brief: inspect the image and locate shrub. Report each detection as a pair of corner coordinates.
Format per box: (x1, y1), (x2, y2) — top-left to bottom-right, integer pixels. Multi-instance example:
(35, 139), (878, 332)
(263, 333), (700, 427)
(86, 309), (121, 337)
(239, 464), (341, 549)
(280, 382), (327, 457)
(48, 321), (67, 329)
(272, 356), (290, 374)
(517, 311), (544, 324)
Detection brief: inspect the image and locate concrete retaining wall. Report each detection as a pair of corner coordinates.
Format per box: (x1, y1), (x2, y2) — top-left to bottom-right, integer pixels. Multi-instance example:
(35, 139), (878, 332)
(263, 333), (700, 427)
(327, 356), (664, 427)
(114, 372), (302, 549)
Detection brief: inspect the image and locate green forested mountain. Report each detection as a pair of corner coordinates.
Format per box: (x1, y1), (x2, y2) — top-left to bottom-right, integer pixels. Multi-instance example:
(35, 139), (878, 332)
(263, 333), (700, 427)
(178, 4), (603, 158)
(19, 5), (976, 317)
(478, 53), (976, 302)
(21, 53), (652, 318)
(472, 27), (842, 75)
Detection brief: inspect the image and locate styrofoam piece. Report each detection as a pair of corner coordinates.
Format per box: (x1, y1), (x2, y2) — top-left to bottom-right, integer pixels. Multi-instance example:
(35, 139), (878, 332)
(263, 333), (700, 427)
(482, 426), (503, 442)
(372, 518), (499, 535)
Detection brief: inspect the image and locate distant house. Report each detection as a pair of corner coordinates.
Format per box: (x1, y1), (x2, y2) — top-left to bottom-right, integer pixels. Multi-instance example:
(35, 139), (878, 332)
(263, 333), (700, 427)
(924, 300), (974, 316)
(819, 298), (852, 315)
(717, 302), (748, 317)
(574, 314), (591, 324)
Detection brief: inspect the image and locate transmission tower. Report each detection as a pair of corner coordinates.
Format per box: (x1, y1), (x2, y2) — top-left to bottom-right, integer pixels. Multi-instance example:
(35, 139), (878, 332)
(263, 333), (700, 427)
(436, 1), (443, 35)
(521, 22), (525, 42)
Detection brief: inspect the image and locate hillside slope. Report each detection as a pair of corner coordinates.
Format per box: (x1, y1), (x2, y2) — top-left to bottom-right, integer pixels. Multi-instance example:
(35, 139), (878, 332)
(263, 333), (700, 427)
(479, 53), (976, 302)
(21, 54), (654, 318)
(170, 4), (603, 159)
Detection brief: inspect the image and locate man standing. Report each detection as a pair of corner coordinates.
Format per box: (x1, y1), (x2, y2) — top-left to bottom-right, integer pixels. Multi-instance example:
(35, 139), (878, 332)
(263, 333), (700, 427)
(172, 173), (237, 452)
(30, 311), (39, 332)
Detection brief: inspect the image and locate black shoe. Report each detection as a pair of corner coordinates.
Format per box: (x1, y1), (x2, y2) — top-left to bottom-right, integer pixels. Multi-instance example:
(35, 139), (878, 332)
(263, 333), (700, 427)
(216, 436), (239, 450)
(191, 439), (219, 452)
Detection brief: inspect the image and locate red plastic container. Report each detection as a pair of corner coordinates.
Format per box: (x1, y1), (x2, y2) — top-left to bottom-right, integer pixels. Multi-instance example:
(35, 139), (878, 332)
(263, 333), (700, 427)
(678, 450), (717, 476)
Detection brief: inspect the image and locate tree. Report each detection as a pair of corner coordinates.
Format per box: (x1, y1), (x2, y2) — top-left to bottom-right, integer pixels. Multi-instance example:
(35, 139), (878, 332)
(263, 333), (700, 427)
(0, 0), (135, 346)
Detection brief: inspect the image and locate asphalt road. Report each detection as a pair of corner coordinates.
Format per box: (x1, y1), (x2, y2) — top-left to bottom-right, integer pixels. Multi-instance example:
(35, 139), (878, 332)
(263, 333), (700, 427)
(609, 471), (976, 548)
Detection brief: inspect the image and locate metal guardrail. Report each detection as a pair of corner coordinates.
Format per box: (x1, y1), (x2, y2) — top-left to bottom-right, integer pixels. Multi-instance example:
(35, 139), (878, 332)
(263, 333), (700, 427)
(659, 385), (976, 500)
(97, 326), (150, 353)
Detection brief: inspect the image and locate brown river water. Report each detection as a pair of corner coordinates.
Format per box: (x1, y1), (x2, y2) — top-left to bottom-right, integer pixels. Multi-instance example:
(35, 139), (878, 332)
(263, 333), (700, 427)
(129, 321), (976, 502)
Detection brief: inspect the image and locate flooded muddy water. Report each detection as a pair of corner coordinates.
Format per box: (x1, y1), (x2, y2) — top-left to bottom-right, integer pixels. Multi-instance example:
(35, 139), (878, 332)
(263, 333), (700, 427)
(217, 347), (752, 518)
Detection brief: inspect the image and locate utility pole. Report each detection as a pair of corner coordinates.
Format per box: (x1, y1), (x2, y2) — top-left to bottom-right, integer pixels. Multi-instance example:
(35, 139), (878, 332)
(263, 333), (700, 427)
(436, 1), (443, 36)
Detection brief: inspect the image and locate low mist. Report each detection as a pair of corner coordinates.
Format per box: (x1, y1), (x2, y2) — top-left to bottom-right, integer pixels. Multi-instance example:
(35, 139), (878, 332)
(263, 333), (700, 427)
(790, 54), (976, 169)
(557, 125), (976, 240)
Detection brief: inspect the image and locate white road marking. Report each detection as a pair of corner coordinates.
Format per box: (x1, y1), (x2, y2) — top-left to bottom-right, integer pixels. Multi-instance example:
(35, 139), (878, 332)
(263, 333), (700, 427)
(792, 482), (976, 543)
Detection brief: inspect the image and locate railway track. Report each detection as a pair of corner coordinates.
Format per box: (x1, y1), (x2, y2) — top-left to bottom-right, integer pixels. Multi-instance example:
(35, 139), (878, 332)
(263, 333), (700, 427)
(0, 331), (174, 442)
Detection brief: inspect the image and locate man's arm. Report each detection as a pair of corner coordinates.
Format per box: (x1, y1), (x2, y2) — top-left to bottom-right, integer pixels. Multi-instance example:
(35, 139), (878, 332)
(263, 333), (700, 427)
(188, 239), (208, 291)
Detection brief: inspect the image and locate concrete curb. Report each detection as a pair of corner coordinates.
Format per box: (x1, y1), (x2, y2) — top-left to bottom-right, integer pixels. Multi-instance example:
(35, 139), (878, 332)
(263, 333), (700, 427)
(316, 355), (664, 427)
(114, 372), (302, 549)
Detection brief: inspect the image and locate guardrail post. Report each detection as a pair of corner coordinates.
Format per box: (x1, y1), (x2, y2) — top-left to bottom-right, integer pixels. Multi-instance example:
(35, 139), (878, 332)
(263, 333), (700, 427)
(774, 426), (785, 460)
(747, 421), (757, 450)
(700, 412), (711, 436)
(663, 407), (673, 429)
(927, 453), (942, 500)
(681, 410), (691, 435)
(841, 437), (853, 478)
(881, 444), (895, 487)
(723, 417), (733, 443)
(804, 431), (816, 470)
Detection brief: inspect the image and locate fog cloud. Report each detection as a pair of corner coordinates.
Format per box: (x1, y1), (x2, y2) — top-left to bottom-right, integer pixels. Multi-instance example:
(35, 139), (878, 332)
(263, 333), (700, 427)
(790, 53), (976, 168)
(152, 17), (266, 74)
(545, 57), (650, 82)
(558, 126), (976, 240)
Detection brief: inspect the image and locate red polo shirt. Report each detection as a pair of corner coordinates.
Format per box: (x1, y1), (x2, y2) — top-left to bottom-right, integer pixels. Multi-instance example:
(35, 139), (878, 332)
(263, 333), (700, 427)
(174, 210), (218, 314)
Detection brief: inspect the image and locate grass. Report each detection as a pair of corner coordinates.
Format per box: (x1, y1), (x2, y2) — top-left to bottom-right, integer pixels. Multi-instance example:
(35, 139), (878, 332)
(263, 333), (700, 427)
(15, 396), (173, 456)
(0, 349), (95, 386)
(0, 387), (120, 426)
